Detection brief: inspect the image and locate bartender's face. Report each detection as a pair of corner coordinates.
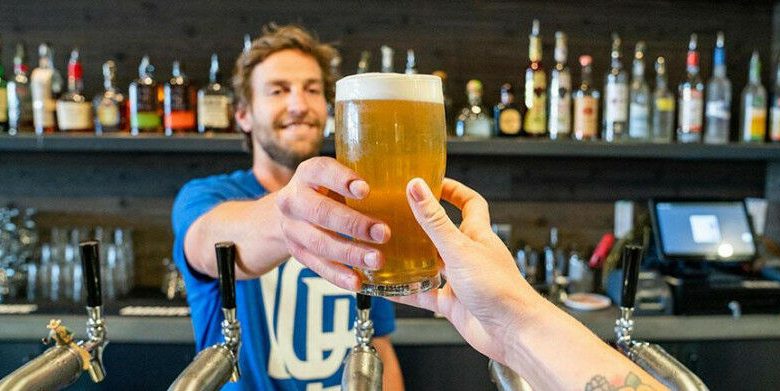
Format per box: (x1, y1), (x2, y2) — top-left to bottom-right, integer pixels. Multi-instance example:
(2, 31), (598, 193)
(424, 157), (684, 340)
(238, 49), (327, 170)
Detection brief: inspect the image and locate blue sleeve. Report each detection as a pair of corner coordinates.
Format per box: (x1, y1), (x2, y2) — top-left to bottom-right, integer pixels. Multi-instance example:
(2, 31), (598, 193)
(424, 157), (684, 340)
(369, 297), (396, 337)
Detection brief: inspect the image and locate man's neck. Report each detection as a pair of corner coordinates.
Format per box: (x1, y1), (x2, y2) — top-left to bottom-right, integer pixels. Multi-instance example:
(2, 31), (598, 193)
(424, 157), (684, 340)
(252, 147), (295, 193)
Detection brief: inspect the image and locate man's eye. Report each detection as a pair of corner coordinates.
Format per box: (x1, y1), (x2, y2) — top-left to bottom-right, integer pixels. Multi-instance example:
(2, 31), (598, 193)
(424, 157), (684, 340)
(269, 89), (283, 96)
(308, 87), (323, 95)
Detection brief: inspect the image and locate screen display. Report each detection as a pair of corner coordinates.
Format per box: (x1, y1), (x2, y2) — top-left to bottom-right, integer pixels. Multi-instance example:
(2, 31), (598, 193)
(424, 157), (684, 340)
(653, 201), (756, 261)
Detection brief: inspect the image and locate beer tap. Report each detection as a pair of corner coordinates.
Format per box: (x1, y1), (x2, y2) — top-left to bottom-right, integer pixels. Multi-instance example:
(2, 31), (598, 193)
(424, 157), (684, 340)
(0, 240), (108, 390)
(341, 293), (383, 391)
(615, 245), (709, 391)
(168, 241), (240, 391)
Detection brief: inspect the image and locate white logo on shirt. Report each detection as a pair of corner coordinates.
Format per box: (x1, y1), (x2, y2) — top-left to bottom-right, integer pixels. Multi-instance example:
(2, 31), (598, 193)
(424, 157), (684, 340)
(260, 258), (354, 387)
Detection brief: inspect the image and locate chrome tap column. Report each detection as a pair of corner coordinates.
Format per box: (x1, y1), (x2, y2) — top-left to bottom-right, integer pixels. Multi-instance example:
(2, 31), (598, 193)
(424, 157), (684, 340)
(168, 241), (241, 391)
(0, 240), (108, 391)
(615, 245), (709, 391)
(341, 293), (383, 391)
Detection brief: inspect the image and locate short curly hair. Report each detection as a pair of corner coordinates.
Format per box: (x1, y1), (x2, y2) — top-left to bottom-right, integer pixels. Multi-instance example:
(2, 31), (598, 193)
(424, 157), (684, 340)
(233, 24), (338, 151)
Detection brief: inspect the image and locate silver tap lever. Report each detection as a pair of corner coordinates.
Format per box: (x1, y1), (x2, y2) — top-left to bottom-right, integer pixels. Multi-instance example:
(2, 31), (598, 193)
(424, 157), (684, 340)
(0, 240), (108, 390)
(168, 241), (241, 391)
(615, 245), (709, 391)
(341, 293), (383, 391)
(488, 360), (533, 391)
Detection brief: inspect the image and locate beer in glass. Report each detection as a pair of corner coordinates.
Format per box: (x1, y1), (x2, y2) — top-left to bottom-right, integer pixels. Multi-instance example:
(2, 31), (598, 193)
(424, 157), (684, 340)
(335, 73), (446, 296)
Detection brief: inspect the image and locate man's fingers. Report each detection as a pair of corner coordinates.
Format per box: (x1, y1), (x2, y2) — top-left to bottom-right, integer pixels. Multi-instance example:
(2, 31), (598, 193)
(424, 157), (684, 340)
(297, 157), (369, 199)
(440, 178), (492, 237)
(277, 187), (390, 244)
(389, 290), (441, 314)
(281, 219), (385, 270)
(286, 240), (360, 291)
(406, 178), (464, 252)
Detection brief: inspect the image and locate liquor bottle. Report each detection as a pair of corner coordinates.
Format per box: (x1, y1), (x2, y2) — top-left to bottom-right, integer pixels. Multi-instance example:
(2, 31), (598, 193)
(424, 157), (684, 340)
(56, 48), (93, 132)
(573, 55), (600, 140)
(323, 54), (341, 138)
(30, 43), (62, 134)
(164, 61), (196, 135)
(740, 51), (767, 142)
(493, 83), (523, 137)
(704, 32), (732, 144)
(603, 33), (629, 142)
(455, 79), (492, 138)
(523, 19), (547, 137)
(93, 60), (127, 134)
(678, 34), (704, 143)
(771, 60), (780, 142)
(433, 70), (455, 137)
(628, 41), (650, 141)
(380, 45), (394, 73)
(128, 55), (161, 135)
(548, 31), (571, 140)
(405, 50), (417, 75)
(197, 54), (234, 134)
(357, 51), (371, 74)
(7, 43), (34, 134)
(652, 57), (675, 143)
(0, 38), (7, 133)
(243, 34), (252, 54)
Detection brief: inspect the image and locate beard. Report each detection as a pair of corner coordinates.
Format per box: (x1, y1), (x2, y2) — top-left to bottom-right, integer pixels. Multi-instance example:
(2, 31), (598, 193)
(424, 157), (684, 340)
(255, 117), (324, 170)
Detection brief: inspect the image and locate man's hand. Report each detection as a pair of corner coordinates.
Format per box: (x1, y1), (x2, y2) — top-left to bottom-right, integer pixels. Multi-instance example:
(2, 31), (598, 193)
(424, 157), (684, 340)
(276, 157), (391, 291)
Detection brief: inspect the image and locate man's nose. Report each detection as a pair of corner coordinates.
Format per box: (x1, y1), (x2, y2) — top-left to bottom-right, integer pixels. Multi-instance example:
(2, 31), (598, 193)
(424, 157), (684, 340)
(287, 89), (309, 116)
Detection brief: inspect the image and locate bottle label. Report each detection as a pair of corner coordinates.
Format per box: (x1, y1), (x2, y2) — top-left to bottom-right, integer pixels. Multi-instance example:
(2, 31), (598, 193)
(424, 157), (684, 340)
(574, 96), (598, 138)
(56, 101), (93, 130)
(605, 83), (628, 123)
(0, 88), (7, 122)
(498, 108), (522, 135)
(679, 89), (703, 133)
(133, 112), (161, 130)
(549, 96), (571, 134)
(97, 101), (121, 127)
(165, 111), (196, 131)
(524, 71), (547, 134)
(465, 118), (492, 138)
(31, 68), (56, 129)
(197, 95), (230, 129)
(655, 97), (674, 112)
(628, 103), (649, 138)
(168, 85), (190, 111)
(134, 84), (157, 112)
(744, 107), (767, 141)
(771, 105), (780, 141)
(706, 100), (731, 120)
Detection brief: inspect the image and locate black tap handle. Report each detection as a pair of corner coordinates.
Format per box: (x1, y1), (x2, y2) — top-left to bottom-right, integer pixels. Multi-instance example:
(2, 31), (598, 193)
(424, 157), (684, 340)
(79, 240), (102, 308)
(620, 245), (643, 309)
(356, 293), (371, 311)
(215, 241), (237, 310)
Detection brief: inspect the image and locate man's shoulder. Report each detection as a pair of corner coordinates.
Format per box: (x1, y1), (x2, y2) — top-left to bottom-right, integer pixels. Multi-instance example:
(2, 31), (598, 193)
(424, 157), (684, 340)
(178, 169), (263, 199)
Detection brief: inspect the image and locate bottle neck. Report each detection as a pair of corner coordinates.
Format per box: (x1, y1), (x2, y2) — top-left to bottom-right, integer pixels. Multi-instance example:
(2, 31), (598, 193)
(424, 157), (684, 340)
(500, 92), (514, 105)
(713, 47), (726, 77)
(581, 66), (593, 88)
(529, 37), (542, 64)
(68, 61), (83, 93)
(686, 51), (699, 75)
(468, 93), (483, 107)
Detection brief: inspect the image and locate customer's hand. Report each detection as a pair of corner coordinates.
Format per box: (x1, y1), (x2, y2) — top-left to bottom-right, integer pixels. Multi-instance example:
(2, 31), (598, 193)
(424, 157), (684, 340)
(275, 157), (390, 291)
(392, 178), (543, 364)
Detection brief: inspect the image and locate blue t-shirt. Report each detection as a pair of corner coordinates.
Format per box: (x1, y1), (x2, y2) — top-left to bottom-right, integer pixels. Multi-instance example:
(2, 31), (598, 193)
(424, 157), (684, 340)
(172, 169), (396, 390)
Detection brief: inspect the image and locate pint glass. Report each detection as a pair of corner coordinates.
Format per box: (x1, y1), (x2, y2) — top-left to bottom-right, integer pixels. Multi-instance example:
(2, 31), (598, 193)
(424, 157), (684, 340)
(335, 73), (446, 296)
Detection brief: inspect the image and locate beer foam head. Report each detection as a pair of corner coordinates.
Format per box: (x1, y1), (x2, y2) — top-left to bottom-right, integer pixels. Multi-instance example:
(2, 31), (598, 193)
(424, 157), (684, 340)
(336, 73), (443, 103)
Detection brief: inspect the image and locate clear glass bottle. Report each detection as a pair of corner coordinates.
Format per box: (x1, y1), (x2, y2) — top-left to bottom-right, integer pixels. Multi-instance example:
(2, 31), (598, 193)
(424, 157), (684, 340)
(164, 61), (196, 135)
(548, 31), (571, 140)
(380, 45), (394, 73)
(678, 34), (704, 143)
(740, 51), (767, 142)
(56, 48), (93, 132)
(128, 55), (161, 135)
(93, 60), (127, 134)
(197, 54), (234, 134)
(455, 79), (492, 138)
(770, 60), (780, 142)
(31, 43), (62, 134)
(523, 19), (547, 137)
(494, 83), (524, 137)
(704, 32), (732, 144)
(7, 43), (34, 134)
(405, 49), (417, 75)
(652, 57), (675, 143)
(603, 33), (629, 142)
(628, 41), (650, 141)
(573, 55), (600, 141)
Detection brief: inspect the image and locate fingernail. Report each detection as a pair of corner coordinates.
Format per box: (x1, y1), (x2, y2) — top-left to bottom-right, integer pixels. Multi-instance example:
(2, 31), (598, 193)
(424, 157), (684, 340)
(410, 178), (428, 203)
(364, 251), (381, 268)
(349, 180), (369, 199)
(370, 223), (389, 243)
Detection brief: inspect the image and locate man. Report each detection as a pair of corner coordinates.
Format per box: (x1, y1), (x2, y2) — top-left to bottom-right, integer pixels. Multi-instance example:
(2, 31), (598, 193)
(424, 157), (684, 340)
(172, 24), (403, 390)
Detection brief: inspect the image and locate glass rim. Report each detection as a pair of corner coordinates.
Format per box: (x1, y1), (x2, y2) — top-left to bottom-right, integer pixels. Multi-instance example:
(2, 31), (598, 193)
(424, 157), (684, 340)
(335, 72), (443, 104)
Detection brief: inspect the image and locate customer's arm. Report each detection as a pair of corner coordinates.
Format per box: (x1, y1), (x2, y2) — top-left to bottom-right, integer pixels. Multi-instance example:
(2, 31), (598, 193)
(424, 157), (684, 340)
(374, 337), (404, 391)
(182, 157), (391, 284)
(392, 178), (667, 391)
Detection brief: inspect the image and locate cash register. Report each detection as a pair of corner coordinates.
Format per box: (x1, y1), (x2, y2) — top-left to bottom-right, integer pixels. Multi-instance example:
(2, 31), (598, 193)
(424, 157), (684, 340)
(648, 199), (780, 315)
